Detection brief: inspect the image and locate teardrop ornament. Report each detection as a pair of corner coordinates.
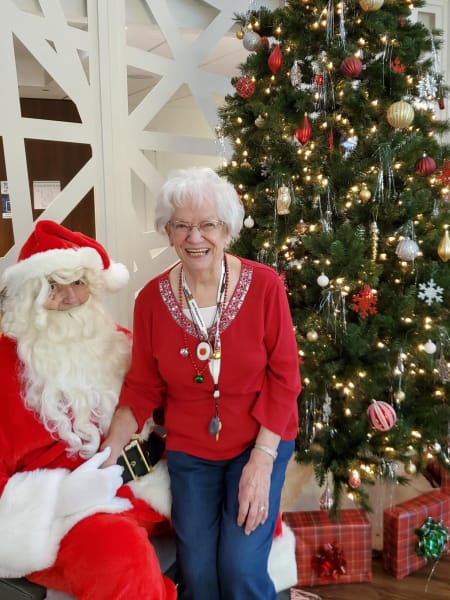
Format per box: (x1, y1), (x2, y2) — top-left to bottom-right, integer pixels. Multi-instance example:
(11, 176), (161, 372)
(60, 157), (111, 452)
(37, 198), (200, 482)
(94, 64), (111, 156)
(319, 481), (334, 511)
(437, 230), (450, 262)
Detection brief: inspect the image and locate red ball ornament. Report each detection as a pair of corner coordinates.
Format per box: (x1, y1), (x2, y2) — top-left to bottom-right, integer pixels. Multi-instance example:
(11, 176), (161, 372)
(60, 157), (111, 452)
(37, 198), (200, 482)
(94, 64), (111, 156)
(235, 77), (256, 99)
(268, 44), (283, 74)
(367, 400), (397, 432)
(341, 56), (363, 79)
(348, 469), (361, 489)
(295, 113), (312, 144)
(415, 154), (436, 176)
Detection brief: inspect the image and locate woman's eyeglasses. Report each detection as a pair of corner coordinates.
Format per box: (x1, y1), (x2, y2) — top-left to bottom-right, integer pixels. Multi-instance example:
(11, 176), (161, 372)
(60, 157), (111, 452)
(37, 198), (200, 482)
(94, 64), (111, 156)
(168, 220), (225, 235)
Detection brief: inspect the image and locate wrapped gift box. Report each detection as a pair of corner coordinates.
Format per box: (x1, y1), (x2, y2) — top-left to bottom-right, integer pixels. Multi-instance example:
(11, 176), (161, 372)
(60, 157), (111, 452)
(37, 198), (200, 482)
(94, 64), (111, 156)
(383, 490), (450, 579)
(283, 509), (372, 587)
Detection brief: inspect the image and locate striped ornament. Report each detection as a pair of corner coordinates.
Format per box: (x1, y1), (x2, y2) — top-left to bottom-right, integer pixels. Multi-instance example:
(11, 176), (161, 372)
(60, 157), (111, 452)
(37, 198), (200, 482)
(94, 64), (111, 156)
(367, 400), (397, 431)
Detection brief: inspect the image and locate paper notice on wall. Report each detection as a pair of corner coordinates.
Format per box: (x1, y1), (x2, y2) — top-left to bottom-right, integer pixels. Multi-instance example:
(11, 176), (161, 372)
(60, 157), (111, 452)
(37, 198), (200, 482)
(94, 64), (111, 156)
(33, 180), (61, 209)
(1, 181), (11, 219)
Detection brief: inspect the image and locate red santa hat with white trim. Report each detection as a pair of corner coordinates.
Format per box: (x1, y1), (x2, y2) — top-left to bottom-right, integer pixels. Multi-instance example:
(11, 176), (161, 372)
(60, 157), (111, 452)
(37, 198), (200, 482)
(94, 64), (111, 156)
(1, 219), (129, 295)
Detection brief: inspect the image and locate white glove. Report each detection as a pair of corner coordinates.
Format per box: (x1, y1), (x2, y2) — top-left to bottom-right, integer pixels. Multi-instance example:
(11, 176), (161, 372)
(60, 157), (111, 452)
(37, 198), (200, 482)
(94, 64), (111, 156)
(56, 447), (125, 517)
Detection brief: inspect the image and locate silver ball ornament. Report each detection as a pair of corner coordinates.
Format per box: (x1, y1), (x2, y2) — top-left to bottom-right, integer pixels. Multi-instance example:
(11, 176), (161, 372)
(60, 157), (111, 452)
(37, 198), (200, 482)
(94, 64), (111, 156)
(243, 31), (261, 52)
(430, 442), (442, 454)
(243, 215), (255, 228)
(423, 339), (437, 354)
(317, 273), (329, 287)
(395, 237), (419, 261)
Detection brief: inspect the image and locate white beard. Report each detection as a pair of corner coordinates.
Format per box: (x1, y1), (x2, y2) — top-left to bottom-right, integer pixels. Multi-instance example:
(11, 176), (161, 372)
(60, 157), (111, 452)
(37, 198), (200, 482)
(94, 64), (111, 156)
(16, 296), (131, 458)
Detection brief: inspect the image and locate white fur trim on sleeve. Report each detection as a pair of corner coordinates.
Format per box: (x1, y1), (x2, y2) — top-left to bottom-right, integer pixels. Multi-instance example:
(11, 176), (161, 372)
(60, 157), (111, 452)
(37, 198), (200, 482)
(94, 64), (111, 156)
(0, 469), (131, 578)
(0, 468), (67, 577)
(127, 460), (172, 518)
(268, 521), (298, 592)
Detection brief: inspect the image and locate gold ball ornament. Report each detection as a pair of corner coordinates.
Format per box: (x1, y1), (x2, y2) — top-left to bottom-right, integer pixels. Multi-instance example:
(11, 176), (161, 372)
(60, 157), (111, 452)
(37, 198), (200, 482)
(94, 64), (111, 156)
(437, 230), (450, 262)
(394, 390), (405, 402)
(405, 460), (417, 475)
(359, 0), (384, 11)
(296, 220), (308, 235)
(254, 114), (266, 128)
(306, 330), (319, 342)
(359, 184), (372, 202)
(236, 29), (244, 40)
(387, 101), (414, 129)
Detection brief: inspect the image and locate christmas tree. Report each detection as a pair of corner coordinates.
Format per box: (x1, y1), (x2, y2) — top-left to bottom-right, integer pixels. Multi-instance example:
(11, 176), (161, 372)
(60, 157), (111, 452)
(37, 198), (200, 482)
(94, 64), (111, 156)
(217, 0), (450, 513)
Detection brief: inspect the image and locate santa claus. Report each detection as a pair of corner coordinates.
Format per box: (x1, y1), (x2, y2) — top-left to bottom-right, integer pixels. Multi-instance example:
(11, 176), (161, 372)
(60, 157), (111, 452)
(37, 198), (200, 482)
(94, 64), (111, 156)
(0, 220), (177, 599)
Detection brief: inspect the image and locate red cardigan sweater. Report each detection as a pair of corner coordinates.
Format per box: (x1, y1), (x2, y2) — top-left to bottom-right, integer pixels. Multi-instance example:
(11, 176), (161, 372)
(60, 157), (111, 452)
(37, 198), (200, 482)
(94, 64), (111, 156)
(119, 256), (301, 460)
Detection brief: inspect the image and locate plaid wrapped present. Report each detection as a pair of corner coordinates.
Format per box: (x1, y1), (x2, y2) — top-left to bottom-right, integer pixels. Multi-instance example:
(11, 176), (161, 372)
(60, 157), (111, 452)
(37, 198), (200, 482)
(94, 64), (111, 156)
(283, 510), (372, 587)
(383, 490), (450, 579)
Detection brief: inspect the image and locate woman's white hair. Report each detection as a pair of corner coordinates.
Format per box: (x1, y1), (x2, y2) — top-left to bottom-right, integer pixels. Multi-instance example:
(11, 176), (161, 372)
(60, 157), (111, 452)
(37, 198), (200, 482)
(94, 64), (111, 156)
(154, 167), (244, 245)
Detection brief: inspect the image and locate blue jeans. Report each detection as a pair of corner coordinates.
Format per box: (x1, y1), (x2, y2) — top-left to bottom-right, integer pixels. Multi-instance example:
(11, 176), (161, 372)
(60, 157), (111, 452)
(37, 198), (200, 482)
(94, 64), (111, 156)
(167, 440), (294, 600)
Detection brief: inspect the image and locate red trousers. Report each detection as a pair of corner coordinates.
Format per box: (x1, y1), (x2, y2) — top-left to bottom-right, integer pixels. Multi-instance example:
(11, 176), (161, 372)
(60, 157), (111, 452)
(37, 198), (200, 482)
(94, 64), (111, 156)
(28, 499), (177, 600)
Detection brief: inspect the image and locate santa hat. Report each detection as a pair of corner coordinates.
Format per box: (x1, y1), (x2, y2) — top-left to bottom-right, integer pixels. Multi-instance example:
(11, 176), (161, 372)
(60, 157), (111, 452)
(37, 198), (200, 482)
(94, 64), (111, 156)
(1, 220), (129, 294)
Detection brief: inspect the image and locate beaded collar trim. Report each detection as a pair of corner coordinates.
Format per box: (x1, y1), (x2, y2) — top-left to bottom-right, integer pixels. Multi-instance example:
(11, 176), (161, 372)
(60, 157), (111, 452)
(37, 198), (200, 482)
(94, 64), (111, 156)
(159, 259), (253, 336)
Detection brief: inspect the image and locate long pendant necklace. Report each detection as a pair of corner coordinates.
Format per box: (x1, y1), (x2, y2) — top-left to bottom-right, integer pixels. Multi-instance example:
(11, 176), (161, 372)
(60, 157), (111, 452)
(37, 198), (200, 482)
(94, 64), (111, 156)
(179, 258), (227, 440)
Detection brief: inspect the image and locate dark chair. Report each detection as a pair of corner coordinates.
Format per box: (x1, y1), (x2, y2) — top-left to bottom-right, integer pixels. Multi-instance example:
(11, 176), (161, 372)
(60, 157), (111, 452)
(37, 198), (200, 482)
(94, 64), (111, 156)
(0, 578), (45, 600)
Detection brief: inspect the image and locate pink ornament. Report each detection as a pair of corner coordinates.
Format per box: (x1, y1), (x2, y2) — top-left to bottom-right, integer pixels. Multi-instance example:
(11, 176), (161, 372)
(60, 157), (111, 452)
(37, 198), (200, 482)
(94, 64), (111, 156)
(341, 56), (363, 79)
(348, 469), (361, 489)
(235, 77), (256, 99)
(367, 400), (397, 431)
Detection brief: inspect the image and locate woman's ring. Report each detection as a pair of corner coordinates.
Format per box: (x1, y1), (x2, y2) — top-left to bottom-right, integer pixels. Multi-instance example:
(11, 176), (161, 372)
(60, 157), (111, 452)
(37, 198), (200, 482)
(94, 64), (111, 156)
(259, 505), (266, 512)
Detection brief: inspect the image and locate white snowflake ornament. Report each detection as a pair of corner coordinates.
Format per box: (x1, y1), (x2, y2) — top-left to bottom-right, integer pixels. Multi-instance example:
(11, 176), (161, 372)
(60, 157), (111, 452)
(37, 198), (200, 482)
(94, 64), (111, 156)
(418, 278), (444, 306)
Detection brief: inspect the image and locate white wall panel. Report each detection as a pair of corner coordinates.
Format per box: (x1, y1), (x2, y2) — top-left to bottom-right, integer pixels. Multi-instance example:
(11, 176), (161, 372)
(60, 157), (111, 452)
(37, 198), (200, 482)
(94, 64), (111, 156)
(0, 0), (250, 326)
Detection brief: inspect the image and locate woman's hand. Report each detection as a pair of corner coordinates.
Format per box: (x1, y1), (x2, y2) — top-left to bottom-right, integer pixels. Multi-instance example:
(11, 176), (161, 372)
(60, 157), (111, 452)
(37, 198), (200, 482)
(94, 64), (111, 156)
(237, 449), (273, 535)
(100, 406), (138, 467)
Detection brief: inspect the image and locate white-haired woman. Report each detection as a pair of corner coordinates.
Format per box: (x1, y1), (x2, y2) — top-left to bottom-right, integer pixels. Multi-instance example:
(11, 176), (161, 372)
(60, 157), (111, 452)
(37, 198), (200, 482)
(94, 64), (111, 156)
(104, 167), (301, 600)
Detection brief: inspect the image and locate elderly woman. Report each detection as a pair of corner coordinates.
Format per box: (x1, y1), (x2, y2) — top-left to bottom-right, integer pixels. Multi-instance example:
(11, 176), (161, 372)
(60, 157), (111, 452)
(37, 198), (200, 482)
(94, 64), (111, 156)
(104, 167), (301, 600)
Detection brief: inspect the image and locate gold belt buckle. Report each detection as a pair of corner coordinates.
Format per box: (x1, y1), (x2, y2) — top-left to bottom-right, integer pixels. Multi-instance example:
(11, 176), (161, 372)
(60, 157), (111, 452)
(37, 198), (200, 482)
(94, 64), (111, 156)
(120, 436), (153, 481)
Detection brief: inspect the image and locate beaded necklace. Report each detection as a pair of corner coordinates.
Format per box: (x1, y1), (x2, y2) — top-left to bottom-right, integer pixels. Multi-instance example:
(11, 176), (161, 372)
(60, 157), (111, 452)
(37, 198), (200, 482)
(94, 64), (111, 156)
(178, 257), (228, 440)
